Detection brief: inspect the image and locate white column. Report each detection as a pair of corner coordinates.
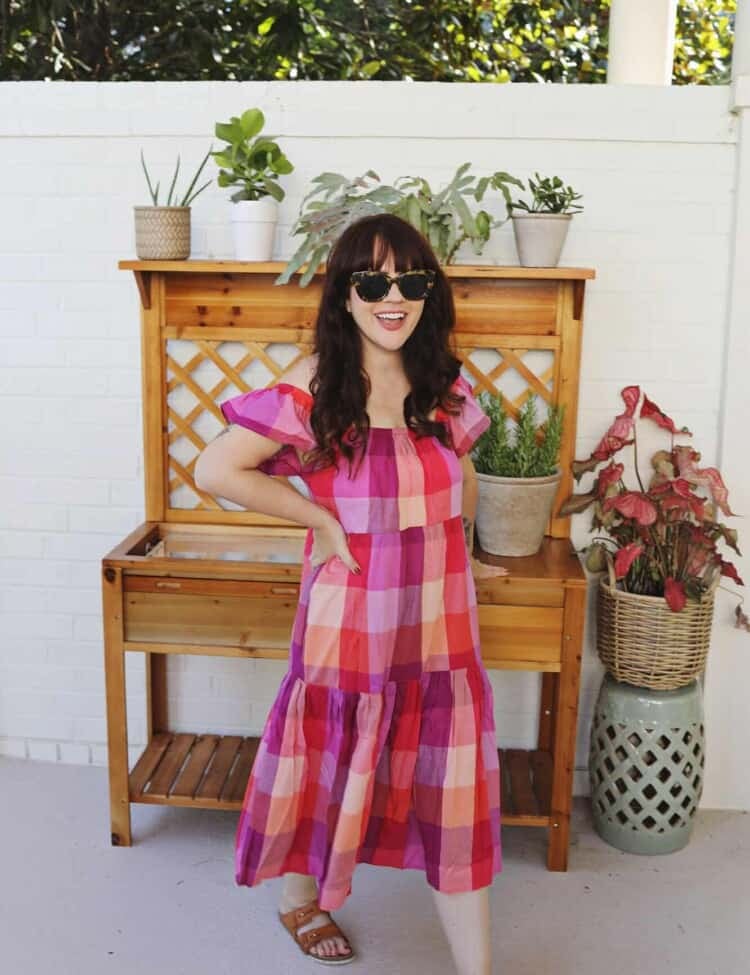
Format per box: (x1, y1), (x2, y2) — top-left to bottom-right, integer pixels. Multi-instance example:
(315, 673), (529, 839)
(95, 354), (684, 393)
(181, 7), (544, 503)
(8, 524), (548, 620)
(705, 0), (750, 810)
(607, 0), (678, 84)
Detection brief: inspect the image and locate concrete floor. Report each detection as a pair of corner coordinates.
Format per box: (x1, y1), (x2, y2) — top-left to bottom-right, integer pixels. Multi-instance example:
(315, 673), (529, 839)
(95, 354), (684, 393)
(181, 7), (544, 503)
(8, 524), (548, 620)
(1, 755), (747, 975)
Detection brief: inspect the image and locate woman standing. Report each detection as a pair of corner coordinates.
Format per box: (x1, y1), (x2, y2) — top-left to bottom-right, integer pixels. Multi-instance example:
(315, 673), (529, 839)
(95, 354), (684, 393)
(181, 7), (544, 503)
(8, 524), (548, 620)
(195, 213), (506, 971)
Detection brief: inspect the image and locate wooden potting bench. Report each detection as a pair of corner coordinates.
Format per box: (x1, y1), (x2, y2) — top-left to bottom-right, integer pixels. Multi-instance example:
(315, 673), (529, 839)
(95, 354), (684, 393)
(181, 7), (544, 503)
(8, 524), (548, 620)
(102, 259), (594, 872)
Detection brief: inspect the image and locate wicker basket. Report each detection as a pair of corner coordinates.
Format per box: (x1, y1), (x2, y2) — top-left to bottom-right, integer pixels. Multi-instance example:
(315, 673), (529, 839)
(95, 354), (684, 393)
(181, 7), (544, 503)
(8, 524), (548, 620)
(596, 558), (717, 690)
(134, 206), (191, 260)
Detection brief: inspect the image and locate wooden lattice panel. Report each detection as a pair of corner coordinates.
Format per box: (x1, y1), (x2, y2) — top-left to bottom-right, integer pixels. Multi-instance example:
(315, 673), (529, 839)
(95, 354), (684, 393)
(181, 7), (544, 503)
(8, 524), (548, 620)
(131, 265), (589, 538)
(164, 338), (557, 511)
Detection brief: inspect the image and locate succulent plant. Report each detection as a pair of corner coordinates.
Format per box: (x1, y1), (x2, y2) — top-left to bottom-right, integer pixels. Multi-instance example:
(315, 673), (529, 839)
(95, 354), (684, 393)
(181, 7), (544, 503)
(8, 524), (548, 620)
(276, 162), (525, 287)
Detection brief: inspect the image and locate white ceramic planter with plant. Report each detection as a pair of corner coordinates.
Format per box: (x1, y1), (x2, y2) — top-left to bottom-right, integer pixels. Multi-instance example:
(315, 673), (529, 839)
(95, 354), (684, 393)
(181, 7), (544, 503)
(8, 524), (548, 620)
(211, 108), (294, 261)
(135, 148), (213, 260)
(508, 171), (584, 268)
(472, 392), (565, 557)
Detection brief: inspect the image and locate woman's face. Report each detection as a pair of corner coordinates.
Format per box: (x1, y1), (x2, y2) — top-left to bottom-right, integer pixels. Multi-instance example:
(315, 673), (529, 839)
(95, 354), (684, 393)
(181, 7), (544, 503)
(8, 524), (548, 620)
(345, 249), (426, 353)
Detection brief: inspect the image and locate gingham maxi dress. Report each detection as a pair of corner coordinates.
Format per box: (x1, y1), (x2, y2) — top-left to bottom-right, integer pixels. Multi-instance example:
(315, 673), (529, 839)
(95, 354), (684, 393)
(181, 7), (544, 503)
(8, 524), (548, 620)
(220, 373), (503, 911)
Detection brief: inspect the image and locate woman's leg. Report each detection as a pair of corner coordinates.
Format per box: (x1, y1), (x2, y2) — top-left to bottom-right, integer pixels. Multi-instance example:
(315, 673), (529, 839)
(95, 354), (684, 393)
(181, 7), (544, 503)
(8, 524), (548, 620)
(279, 872), (352, 960)
(431, 885), (492, 975)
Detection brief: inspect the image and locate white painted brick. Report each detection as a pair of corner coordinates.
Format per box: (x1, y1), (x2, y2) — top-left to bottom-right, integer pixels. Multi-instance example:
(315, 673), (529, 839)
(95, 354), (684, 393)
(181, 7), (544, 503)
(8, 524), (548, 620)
(72, 615), (107, 643)
(1, 612), (74, 641)
(0, 366), (108, 397)
(0, 476), (109, 507)
(90, 744), (109, 766)
(68, 506), (141, 536)
(0, 641), (47, 671)
(58, 742), (92, 764)
(0, 560), (99, 591)
(0, 504), (67, 532)
(8, 715), (75, 740)
(27, 741), (60, 762)
(71, 716), (107, 742)
(50, 639), (102, 668)
(109, 479), (145, 507)
(0, 738), (28, 758)
(42, 532), (122, 561)
(66, 339), (139, 369)
(107, 369), (142, 397)
(11, 586), (100, 617)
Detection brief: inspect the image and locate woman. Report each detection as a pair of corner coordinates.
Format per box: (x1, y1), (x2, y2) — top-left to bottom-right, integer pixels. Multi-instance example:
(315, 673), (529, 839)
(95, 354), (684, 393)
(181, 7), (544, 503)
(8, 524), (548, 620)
(195, 213), (506, 972)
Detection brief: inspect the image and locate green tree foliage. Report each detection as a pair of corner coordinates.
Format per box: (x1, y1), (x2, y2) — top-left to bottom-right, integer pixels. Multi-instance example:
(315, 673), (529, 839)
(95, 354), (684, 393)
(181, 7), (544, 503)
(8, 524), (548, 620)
(0, 0), (736, 85)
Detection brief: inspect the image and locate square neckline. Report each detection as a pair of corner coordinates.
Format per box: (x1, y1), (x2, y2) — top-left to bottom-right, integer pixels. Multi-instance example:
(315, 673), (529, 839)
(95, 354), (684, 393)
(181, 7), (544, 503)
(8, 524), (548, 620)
(276, 381), (443, 432)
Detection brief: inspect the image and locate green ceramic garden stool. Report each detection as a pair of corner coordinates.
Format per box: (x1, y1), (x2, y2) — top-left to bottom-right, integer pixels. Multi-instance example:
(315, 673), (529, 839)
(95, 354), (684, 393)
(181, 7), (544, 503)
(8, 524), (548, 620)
(588, 673), (705, 854)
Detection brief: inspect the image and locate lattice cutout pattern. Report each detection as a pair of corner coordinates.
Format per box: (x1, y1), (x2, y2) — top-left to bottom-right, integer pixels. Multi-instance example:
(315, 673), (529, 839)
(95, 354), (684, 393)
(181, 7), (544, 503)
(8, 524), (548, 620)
(589, 708), (705, 834)
(164, 338), (557, 511)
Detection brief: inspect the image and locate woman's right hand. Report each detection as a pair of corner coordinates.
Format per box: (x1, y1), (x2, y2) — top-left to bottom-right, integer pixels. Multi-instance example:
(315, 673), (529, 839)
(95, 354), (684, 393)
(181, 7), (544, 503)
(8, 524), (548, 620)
(310, 515), (361, 574)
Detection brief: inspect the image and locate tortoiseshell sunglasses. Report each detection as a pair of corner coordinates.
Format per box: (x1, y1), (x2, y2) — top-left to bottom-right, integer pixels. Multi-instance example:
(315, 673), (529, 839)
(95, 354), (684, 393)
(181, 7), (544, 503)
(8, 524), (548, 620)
(349, 269), (436, 302)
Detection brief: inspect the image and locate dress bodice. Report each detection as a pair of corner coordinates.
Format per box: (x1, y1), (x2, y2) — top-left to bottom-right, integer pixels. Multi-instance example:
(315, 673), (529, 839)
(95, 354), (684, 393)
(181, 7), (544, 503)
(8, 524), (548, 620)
(219, 375), (490, 534)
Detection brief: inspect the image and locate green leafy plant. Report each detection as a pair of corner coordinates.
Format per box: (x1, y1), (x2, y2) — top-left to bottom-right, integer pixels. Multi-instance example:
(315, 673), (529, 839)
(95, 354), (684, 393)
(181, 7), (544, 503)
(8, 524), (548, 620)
(275, 162), (524, 287)
(510, 171), (584, 215)
(210, 107), (294, 203)
(473, 392), (565, 478)
(140, 147), (213, 206)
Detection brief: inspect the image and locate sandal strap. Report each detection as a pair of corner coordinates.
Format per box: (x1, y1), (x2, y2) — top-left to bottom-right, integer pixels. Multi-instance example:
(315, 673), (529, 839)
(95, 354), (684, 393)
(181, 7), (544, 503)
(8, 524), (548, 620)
(297, 921), (351, 954)
(279, 897), (320, 933)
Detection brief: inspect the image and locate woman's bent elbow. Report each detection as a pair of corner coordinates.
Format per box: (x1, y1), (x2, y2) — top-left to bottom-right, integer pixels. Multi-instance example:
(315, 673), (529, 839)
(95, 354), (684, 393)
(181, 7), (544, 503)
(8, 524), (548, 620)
(194, 452), (221, 493)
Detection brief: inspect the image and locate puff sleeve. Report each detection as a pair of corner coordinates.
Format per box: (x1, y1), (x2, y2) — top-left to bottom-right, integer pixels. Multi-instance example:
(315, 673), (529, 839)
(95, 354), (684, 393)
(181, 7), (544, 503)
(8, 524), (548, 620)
(443, 373), (491, 457)
(219, 382), (316, 477)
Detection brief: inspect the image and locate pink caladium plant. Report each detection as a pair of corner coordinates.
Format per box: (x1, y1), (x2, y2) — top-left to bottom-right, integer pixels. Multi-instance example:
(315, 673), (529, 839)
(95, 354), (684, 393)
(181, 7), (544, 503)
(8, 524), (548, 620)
(559, 386), (746, 623)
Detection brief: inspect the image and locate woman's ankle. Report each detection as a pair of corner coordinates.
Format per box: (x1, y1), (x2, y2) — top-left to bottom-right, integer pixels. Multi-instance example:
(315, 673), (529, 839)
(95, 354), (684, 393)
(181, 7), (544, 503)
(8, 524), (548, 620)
(280, 872), (318, 908)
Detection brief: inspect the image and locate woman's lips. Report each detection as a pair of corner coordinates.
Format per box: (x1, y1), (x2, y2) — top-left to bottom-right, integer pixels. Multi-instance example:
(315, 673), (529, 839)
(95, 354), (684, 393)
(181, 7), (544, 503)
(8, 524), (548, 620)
(374, 313), (406, 331)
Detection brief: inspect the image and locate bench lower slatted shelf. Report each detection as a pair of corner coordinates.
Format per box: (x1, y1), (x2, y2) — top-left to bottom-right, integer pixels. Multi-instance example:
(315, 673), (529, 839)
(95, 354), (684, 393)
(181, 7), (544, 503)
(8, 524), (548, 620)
(127, 730), (555, 828)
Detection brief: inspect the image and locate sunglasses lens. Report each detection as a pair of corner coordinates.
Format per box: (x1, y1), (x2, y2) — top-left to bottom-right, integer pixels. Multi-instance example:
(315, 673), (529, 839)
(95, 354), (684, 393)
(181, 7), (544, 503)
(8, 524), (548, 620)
(355, 273), (390, 302)
(399, 272), (431, 300)
(353, 271), (432, 302)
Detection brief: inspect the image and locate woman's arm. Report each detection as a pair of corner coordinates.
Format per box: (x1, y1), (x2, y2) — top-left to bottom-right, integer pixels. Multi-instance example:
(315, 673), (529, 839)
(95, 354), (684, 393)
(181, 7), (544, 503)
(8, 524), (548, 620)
(459, 451), (478, 556)
(194, 424), (332, 532)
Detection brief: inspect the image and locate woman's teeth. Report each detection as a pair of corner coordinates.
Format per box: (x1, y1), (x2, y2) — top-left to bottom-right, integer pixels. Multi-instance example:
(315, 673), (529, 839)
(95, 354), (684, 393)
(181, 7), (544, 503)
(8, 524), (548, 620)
(375, 312), (406, 330)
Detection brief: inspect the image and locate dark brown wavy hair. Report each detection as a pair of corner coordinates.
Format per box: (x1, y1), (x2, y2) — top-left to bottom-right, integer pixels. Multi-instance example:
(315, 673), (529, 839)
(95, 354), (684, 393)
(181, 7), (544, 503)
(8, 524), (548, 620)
(302, 213), (468, 477)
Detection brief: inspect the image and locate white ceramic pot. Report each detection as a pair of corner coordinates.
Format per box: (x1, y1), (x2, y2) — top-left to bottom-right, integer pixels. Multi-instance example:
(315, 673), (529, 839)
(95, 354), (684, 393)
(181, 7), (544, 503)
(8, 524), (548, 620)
(511, 212), (572, 268)
(230, 196), (279, 260)
(475, 469), (562, 557)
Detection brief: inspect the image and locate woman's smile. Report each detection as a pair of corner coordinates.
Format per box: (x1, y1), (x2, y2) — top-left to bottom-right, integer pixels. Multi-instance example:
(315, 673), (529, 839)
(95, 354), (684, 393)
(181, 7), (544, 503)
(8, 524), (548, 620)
(374, 308), (408, 331)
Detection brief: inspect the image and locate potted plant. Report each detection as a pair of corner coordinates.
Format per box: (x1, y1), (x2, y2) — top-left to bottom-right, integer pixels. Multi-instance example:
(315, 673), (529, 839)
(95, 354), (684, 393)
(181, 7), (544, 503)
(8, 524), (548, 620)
(508, 171), (583, 268)
(135, 147), (213, 260)
(472, 392), (565, 557)
(275, 163), (525, 286)
(558, 385), (744, 857)
(210, 107), (294, 261)
(558, 384), (745, 689)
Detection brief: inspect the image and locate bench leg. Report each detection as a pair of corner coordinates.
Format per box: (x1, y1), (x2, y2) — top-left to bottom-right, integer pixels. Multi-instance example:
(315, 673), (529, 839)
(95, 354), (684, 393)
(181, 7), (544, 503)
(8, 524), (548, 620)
(102, 566), (131, 847)
(547, 587), (585, 871)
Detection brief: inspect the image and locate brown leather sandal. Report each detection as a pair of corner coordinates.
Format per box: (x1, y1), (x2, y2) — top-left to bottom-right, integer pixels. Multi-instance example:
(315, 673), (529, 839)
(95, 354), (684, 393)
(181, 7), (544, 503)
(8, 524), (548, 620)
(278, 896), (356, 965)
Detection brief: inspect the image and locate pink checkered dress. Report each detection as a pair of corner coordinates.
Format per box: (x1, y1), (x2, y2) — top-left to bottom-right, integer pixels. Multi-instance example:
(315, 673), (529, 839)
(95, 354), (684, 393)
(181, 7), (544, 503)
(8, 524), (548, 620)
(220, 373), (502, 911)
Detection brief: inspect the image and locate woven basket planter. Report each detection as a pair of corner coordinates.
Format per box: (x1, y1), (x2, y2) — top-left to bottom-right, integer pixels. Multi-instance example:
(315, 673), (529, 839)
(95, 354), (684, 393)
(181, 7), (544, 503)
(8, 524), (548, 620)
(597, 561), (717, 691)
(134, 206), (191, 260)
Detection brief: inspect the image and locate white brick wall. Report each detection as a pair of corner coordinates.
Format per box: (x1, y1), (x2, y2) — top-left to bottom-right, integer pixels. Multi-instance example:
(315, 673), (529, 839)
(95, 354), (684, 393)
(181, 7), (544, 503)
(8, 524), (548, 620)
(0, 80), (745, 808)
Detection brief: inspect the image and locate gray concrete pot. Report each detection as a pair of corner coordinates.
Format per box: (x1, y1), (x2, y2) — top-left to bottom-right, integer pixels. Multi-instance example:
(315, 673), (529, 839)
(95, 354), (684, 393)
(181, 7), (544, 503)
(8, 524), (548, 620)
(511, 212), (572, 267)
(475, 468), (562, 557)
